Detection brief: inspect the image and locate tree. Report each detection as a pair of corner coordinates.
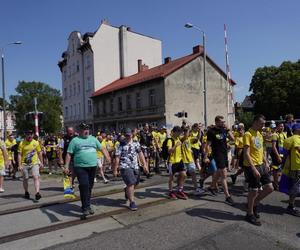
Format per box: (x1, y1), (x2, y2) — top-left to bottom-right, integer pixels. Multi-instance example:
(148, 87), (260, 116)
(10, 81), (62, 133)
(249, 60), (300, 119)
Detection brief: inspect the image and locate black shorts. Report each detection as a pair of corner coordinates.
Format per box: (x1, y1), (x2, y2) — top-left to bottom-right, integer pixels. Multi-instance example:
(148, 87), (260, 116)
(244, 165), (272, 189)
(169, 161), (185, 175)
(213, 154), (228, 169)
(120, 168), (140, 186)
(192, 148), (200, 161)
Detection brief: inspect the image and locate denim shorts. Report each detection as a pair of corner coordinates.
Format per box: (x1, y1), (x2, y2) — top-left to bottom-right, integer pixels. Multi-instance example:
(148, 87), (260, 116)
(120, 168), (140, 186)
(184, 162), (196, 173)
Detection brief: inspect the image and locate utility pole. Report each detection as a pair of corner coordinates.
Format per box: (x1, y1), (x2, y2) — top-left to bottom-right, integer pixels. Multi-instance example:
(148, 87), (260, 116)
(34, 97), (39, 137)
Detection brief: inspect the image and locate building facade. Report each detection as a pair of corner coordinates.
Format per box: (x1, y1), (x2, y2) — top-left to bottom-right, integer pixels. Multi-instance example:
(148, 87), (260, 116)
(58, 20), (162, 129)
(0, 109), (16, 138)
(92, 45), (236, 132)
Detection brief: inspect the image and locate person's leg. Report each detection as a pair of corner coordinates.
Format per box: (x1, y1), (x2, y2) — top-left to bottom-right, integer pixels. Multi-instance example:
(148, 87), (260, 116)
(219, 168), (230, 198)
(0, 175), (4, 191)
(22, 167), (29, 193)
(74, 167), (90, 211)
(87, 167), (97, 208)
(254, 183), (274, 206)
(177, 171), (186, 190)
(247, 189), (259, 215)
(126, 184), (135, 203)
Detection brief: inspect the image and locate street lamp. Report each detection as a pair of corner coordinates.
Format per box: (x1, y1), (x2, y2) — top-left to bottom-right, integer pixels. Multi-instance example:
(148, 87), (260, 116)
(184, 23), (207, 128)
(1, 41), (22, 140)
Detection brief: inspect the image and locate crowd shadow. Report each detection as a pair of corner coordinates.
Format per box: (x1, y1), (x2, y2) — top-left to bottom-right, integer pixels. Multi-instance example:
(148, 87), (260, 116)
(134, 187), (168, 200)
(186, 207), (244, 223)
(40, 187), (64, 192)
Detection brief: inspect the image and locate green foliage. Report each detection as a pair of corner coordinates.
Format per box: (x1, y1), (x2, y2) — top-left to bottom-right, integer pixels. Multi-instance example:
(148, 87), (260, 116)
(249, 60), (300, 119)
(236, 111), (254, 130)
(10, 81), (62, 133)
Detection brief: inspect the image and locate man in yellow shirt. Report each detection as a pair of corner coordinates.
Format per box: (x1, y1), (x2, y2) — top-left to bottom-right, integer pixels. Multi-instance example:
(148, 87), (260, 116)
(18, 130), (44, 200)
(283, 123), (300, 217)
(167, 126), (187, 200)
(0, 140), (9, 192)
(5, 134), (17, 178)
(244, 115), (274, 226)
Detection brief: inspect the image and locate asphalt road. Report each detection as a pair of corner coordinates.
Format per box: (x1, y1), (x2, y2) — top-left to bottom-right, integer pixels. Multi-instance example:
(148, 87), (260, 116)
(46, 182), (300, 250)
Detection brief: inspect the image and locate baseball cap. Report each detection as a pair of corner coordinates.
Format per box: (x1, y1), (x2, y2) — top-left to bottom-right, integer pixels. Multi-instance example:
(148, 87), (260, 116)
(292, 123), (300, 131)
(124, 128), (132, 136)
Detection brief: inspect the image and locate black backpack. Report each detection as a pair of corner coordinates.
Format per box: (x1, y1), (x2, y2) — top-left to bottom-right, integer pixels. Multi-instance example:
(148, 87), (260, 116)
(161, 138), (175, 160)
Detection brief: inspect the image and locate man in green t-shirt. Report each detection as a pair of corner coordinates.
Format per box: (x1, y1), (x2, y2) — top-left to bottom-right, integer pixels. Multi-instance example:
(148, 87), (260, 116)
(64, 123), (111, 219)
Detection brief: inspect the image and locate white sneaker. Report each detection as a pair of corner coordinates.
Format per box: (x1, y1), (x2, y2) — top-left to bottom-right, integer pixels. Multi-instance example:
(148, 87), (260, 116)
(94, 178), (97, 183)
(0, 188), (4, 193)
(194, 188), (205, 195)
(103, 179), (109, 184)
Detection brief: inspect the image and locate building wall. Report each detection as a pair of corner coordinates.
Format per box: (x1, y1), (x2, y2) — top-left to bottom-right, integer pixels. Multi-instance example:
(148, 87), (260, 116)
(165, 56), (232, 127)
(93, 79), (165, 132)
(60, 22), (162, 129)
(0, 110), (16, 138)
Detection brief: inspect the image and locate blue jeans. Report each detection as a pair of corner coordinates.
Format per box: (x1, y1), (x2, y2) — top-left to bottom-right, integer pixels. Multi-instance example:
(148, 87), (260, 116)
(73, 166), (96, 211)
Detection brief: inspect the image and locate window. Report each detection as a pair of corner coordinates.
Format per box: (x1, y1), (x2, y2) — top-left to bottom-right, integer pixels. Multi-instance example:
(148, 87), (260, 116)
(136, 92), (141, 109)
(73, 104), (76, 117)
(86, 77), (91, 91)
(126, 95), (131, 110)
(63, 70), (67, 81)
(76, 61), (80, 72)
(78, 103), (81, 117)
(88, 100), (92, 114)
(68, 66), (71, 78)
(70, 105), (73, 118)
(149, 89), (156, 106)
(118, 97), (123, 112)
(110, 98), (114, 113)
(64, 87), (67, 100)
(73, 83), (76, 96)
(85, 55), (91, 68)
(65, 107), (68, 118)
(69, 85), (72, 97)
(72, 63), (75, 74)
(77, 81), (80, 95)
(102, 100), (106, 114)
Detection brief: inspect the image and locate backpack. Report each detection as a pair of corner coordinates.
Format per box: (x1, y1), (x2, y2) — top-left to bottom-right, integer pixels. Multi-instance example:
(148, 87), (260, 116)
(161, 138), (175, 160)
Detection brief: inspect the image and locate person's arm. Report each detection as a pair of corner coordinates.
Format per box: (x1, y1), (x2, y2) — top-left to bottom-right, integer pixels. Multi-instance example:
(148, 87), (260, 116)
(138, 151), (149, 174)
(18, 153), (22, 170)
(244, 145), (260, 179)
(227, 130), (235, 141)
(168, 139), (180, 154)
(1, 145), (9, 168)
(203, 140), (211, 164)
(101, 147), (111, 164)
(271, 139), (281, 162)
(63, 153), (72, 174)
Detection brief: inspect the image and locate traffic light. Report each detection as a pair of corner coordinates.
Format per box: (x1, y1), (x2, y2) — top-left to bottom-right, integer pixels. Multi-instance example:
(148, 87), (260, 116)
(174, 111), (188, 118)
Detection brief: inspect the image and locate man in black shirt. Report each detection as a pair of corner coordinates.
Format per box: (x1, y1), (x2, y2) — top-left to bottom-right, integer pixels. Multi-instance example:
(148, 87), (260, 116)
(139, 123), (152, 175)
(204, 115), (235, 205)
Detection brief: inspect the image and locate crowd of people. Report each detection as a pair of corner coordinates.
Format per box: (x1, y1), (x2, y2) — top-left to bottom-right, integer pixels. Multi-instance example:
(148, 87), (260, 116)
(0, 113), (299, 223)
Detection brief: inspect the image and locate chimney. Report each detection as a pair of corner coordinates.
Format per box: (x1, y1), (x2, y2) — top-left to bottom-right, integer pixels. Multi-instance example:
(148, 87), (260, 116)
(193, 45), (202, 54)
(138, 59), (142, 72)
(127, 27), (131, 31)
(164, 57), (171, 64)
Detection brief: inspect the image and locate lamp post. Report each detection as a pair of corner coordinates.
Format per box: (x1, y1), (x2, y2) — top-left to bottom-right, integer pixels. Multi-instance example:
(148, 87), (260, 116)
(184, 23), (207, 128)
(1, 41), (22, 140)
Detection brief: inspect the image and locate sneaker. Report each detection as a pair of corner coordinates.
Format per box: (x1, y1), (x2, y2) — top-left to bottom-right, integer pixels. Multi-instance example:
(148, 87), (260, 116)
(194, 188), (205, 196)
(0, 188), (4, 193)
(103, 179), (109, 184)
(207, 187), (218, 196)
(87, 207), (95, 215)
(286, 205), (300, 217)
(48, 172), (52, 175)
(230, 174), (237, 185)
(94, 178), (97, 183)
(253, 206), (260, 219)
(35, 192), (42, 200)
(129, 201), (138, 211)
(225, 196), (235, 206)
(245, 214), (262, 226)
(82, 209), (90, 217)
(199, 179), (204, 189)
(168, 191), (178, 200)
(24, 191), (30, 199)
(176, 190), (188, 200)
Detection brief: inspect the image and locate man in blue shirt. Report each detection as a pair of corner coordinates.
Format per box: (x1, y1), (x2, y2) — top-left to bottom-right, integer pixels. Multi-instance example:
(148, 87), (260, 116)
(64, 123), (111, 219)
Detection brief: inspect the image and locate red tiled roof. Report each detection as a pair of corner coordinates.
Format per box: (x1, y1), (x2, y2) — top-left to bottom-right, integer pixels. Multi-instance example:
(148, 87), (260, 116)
(92, 48), (236, 97)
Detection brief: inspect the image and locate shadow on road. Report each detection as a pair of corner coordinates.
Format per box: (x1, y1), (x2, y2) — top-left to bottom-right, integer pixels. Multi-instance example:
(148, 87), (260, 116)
(185, 207), (244, 223)
(40, 187), (64, 192)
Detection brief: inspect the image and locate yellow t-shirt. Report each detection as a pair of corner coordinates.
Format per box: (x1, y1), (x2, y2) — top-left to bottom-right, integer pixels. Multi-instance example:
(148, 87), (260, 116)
(158, 132), (166, 148)
(18, 139), (41, 165)
(181, 138), (194, 164)
(283, 135), (300, 171)
(235, 133), (244, 149)
(0, 141), (6, 169)
(5, 139), (16, 160)
(167, 137), (182, 164)
(190, 131), (201, 150)
(96, 141), (105, 158)
(243, 128), (264, 167)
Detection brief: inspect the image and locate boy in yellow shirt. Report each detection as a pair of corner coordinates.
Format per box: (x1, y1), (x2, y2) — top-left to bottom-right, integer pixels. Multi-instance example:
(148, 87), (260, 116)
(244, 115), (274, 226)
(0, 140), (9, 192)
(167, 126), (187, 200)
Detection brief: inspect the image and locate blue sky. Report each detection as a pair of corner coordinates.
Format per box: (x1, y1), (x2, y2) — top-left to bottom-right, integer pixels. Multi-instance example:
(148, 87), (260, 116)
(1, 0), (300, 102)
